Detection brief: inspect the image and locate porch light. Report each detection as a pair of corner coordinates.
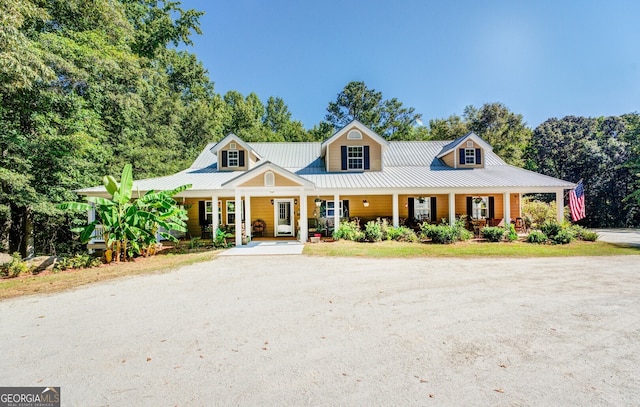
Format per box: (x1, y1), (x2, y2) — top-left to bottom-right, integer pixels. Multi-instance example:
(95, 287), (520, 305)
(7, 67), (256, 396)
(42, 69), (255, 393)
(270, 199), (274, 205)
(362, 199), (370, 207)
(314, 197), (322, 207)
(294, 198), (298, 205)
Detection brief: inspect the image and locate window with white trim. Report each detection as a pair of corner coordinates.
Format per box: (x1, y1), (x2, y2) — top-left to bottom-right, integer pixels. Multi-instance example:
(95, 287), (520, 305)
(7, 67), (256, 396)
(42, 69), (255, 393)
(325, 200), (349, 217)
(226, 200), (236, 224)
(472, 196), (488, 219)
(414, 197), (431, 221)
(205, 201), (214, 223)
(228, 150), (239, 167)
(347, 129), (363, 139)
(347, 146), (363, 170)
(465, 148), (476, 164)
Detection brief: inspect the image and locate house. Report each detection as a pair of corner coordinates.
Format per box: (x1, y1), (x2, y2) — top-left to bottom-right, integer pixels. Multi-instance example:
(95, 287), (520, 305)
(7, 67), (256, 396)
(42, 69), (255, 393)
(78, 120), (574, 246)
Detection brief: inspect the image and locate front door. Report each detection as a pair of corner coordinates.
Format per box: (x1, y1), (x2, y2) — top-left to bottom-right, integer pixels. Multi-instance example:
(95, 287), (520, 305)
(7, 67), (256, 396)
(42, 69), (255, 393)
(274, 199), (294, 237)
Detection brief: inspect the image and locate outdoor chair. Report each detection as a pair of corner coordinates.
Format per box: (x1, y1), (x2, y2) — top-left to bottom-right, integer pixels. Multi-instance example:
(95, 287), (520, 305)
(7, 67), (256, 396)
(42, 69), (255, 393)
(252, 219), (266, 237)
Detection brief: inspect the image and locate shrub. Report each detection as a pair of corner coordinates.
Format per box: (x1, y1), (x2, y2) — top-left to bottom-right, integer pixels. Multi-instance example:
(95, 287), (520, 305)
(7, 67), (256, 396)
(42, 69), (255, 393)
(54, 253), (102, 272)
(421, 224), (458, 244)
(527, 230), (548, 244)
(386, 226), (418, 242)
(507, 223), (518, 241)
(551, 229), (575, 244)
(333, 221), (364, 242)
(580, 230), (599, 241)
(364, 220), (383, 242)
(0, 252), (30, 278)
(540, 221), (562, 239)
(214, 228), (233, 248)
(481, 226), (505, 242)
(522, 197), (558, 228)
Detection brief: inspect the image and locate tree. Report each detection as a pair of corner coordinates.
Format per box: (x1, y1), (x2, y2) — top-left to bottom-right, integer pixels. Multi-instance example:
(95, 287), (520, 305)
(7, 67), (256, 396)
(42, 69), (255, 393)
(58, 164), (190, 261)
(324, 81), (421, 139)
(426, 115), (469, 141)
(463, 103), (532, 166)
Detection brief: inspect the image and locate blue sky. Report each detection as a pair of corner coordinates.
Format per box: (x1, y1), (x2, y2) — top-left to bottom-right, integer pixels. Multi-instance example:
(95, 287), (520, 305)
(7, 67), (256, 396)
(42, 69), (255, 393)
(185, 0), (639, 129)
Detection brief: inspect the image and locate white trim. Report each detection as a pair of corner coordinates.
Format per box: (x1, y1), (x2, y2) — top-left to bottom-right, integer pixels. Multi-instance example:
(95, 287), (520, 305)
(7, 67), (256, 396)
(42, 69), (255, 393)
(273, 199), (295, 237)
(503, 192), (511, 225)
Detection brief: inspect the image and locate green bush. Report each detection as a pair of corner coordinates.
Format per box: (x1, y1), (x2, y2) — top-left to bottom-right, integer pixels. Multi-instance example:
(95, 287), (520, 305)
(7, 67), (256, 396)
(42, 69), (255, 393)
(333, 221), (364, 242)
(507, 223), (518, 241)
(481, 226), (505, 242)
(54, 253), (102, 272)
(420, 224), (458, 244)
(580, 230), (599, 241)
(540, 221), (562, 239)
(214, 228), (233, 248)
(551, 229), (575, 244)
(0, 252), (29, 278)
(364, 220), (383, 242)
(527, 230), (548, 244)
(386, 226), (418, 242)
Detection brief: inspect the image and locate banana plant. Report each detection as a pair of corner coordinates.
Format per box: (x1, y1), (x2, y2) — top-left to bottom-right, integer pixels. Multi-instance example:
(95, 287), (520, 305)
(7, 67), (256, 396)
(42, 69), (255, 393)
(58, 164), (191, 261)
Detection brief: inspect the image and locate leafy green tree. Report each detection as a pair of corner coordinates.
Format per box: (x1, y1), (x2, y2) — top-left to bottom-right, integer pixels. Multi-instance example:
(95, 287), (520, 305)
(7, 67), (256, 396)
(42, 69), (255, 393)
(58, 164), (190, 261)
(325, 81), (421, 139)
(463, 103), (532, 166)
(426, 115), (469, 141)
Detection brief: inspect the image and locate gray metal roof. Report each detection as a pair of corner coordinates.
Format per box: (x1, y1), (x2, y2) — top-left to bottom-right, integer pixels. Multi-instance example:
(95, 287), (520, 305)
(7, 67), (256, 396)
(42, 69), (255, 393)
(78, 139), (573, 194)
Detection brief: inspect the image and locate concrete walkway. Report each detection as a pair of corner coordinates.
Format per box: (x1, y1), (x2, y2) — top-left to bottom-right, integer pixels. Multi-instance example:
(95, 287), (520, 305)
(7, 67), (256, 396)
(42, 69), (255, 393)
(218, 239), (304, 256)
(595, 228), (640, 247)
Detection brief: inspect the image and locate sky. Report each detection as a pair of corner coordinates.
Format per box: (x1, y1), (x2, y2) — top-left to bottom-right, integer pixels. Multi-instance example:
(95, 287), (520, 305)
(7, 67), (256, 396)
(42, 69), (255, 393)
(184, 0), (640, 130)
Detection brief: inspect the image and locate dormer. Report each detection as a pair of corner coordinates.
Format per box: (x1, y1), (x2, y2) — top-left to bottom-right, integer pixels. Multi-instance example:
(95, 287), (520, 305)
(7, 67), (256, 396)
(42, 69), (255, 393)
(320, 120), (389, 172)
(436, 132), (492, 169)
(210, 134), (261, 171)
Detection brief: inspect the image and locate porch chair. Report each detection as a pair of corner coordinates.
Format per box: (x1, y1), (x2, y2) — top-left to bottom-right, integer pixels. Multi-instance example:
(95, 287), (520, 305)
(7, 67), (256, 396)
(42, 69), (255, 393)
(515, 217), (526, 234)
(252, 219), (266, 237)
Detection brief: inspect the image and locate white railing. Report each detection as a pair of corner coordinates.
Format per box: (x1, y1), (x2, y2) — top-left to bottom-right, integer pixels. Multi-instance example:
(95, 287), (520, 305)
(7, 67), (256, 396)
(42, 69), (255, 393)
(91, 224), (105, 242)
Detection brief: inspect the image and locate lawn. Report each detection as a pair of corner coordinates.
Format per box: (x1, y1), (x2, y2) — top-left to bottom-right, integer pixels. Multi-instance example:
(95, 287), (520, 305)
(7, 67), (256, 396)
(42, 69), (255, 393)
(303, 239), (640, 257)
(0, 250), (218, 301)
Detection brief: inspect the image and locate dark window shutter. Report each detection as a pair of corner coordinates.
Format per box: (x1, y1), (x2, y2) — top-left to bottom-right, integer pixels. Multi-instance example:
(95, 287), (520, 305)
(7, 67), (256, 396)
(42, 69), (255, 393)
(475, 148), (481, 165)
(430, 197), (437, 222)
(364, 146), (370, 170)
(408, 198), (415, 220)
(239, 150), (245, 167)
(199, 201), (206, 225)
(466, 197), (473, 218)
(341, 146), (347, 170)
(222, 151), (228, 167)
(459, 148), (465, 165)
(489, 196), (495, 219)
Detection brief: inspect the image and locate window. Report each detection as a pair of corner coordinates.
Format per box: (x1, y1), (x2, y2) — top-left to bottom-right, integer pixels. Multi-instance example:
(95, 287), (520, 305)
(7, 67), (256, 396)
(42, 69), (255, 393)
(347, 129), (363, 139)
(347, 146), (363, 170)
(414, 197), (431, 221)
(325, 200), (349, 217)
(465, 148), (476, 164)
(205, 201), (214, 223)
(264, 171), (275, 186)
(472, 196), (488, 219)
(226, 200), (236, 224)
(228, 150), (239, 167)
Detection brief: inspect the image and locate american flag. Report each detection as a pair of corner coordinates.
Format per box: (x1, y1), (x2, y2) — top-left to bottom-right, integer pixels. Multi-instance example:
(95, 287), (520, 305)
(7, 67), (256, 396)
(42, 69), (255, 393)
(569, 181), (586, 222)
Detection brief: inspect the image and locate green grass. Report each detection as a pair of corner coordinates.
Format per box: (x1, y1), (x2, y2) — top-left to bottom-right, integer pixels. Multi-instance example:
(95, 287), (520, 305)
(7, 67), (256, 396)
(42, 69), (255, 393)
(303, 239), (640, 258)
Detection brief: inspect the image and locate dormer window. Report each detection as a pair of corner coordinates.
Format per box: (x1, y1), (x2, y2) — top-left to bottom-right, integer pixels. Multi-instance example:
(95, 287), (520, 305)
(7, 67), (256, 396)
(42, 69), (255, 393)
(347, 146), (364, 170)
(228, 150), (239, 167)
(465, 148), (476, 164)
(230, 142), (236, 150)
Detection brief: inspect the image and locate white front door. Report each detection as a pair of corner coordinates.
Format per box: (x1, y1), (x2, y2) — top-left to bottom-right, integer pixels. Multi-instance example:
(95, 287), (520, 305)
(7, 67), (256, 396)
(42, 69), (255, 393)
(274, 199), (294, 237)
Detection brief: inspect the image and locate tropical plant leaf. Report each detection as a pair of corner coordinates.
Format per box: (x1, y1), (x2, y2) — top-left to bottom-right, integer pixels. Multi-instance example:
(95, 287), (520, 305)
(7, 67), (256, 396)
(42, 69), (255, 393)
(103, 175), (118, 196)
(57, 202), (92, 212)
(119, 164), (133, 204)
(79, 221), (98, 243)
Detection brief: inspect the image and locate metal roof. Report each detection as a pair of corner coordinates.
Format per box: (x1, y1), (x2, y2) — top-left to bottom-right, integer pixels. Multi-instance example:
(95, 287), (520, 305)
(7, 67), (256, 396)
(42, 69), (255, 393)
(78, 139), (573, 194)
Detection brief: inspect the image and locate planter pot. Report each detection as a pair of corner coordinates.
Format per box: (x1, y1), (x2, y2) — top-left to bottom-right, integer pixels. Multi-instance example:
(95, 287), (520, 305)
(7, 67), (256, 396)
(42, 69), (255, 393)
(309, 236), (320, 243)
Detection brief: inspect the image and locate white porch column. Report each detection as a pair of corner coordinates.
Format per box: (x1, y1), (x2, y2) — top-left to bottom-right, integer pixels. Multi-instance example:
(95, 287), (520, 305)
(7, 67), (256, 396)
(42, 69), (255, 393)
(235, 190), (242, 247)
(88, 204), (96, 244)
(299, 191), (308, 242)
(555, 188), (564, 223)
(245, 193), (252, 241)
(448, 192), (456, 226)
(392, 193), (399, 227)
(211, 195), (219, 238)
(334, 193), (340, 234)
(503, 192), (511, 225)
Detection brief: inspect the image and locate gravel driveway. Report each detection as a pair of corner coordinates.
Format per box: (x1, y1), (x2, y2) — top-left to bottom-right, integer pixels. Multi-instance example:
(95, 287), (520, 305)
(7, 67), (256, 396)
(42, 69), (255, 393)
(1, 254), (639, 406)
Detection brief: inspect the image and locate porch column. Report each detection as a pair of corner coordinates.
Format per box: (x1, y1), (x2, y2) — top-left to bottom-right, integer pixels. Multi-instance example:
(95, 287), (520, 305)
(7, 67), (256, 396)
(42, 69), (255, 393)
(392, 193), (399, 227)
(334, 193), (340, 234)
(88, 204), (96, 245)
(503, 192), (511, 225)
(555, 188), (564, 223)
(448, 192), (455, 226)
(211, 194), (219, 237)
(235, 190), (242, 247)
(299, 191), (308, 242)
(245, 193), (252, 241)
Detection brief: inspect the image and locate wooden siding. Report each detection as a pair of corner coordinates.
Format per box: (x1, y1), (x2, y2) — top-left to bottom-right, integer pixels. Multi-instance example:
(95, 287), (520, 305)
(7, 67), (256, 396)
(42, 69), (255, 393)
(239, 172), (301, 187)
(248, 197), (278, 237)
(441, 151), (455, 167)
(326, 128), (382, 171)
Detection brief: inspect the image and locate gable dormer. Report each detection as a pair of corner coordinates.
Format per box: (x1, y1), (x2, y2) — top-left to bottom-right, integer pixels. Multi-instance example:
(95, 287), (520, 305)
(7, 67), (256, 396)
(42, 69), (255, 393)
(320, 120), (389, 172)
(210, 134), (261, 171)
(436, 132), (492, 169)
